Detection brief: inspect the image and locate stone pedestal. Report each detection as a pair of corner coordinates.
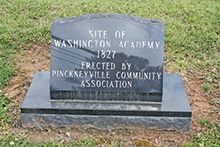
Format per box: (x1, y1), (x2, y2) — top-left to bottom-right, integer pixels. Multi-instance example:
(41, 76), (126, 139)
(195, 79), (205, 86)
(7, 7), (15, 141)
(21, 72), (192, 131)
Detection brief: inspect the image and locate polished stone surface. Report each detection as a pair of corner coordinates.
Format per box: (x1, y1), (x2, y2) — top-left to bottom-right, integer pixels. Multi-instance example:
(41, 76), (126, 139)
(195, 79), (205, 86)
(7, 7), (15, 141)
(21, 72), (192, 131)
(50, 14), (164, 101)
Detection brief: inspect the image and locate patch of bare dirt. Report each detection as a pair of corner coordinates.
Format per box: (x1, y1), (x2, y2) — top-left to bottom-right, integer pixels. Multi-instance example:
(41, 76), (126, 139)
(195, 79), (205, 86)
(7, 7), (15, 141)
(2, 43), (219, 146)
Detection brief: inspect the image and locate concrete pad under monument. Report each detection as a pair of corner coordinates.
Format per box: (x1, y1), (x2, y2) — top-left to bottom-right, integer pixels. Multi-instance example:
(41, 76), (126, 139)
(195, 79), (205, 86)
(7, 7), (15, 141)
(21, 14), (192, 131)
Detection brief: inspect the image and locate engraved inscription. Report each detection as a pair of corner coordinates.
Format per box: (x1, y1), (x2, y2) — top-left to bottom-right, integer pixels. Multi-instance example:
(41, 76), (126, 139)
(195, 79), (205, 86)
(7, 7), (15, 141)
(50, 14), (164, 101)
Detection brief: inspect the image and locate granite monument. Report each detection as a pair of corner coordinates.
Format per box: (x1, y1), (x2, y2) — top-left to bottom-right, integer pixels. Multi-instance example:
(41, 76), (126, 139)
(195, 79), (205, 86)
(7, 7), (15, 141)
(21, 14), (192, 131)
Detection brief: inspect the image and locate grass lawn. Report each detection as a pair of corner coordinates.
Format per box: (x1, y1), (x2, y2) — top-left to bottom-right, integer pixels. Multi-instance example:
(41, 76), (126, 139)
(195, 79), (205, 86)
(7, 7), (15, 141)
(0, 0), (219, 146)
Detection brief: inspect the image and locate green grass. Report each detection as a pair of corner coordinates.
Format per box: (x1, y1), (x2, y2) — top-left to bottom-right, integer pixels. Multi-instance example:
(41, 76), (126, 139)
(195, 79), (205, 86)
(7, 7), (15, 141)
(0, 0), (219, 146)
(0, 92), (12, 131)
(0, 136), (96, 147)
(184, 120), (220, 147)
(202, 83), (212, 91)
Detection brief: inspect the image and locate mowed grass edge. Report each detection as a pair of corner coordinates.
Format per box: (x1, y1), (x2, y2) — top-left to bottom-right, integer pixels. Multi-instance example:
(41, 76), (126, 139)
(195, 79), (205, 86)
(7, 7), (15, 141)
(0, 0), (219, 146)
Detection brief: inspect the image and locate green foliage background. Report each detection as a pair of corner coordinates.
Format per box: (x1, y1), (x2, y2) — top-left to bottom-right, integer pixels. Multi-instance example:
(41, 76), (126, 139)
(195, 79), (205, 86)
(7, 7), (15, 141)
(0, 0), (219, 146)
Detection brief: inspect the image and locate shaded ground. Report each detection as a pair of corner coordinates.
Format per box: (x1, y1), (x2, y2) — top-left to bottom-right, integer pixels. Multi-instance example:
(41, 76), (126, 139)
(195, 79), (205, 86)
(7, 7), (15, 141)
(3, 43), (219, 146)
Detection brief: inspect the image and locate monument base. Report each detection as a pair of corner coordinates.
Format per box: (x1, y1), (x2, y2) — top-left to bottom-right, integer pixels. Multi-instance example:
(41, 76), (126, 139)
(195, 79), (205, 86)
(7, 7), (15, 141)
(21, 72), (192, 132)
